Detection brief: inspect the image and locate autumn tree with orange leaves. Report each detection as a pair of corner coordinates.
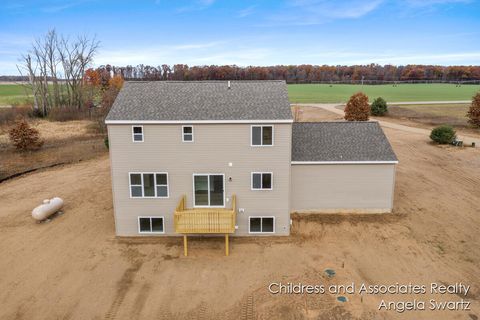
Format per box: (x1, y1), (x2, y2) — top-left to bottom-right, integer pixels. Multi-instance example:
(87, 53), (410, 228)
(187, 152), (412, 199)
(9, 118), (44, 151)
(84, 68), (101, 87)
(83, 68), (102, 108)
(344, 92), (370, 121)
(101, 75), (123, 109)
(467, 92), (480, 127)
(83, 68), (124, 109)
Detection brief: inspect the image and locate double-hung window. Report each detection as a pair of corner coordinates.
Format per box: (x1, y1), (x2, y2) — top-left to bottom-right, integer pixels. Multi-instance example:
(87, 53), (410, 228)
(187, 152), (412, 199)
(249, 217), (275, 233)
(251, 125), (273, 146)
(130, 173), (169, 198)
(132, 126), (144, 142)
(182, 126), (193, 142)
(138, 216), (164, 233)
(251, 172), (273, 190)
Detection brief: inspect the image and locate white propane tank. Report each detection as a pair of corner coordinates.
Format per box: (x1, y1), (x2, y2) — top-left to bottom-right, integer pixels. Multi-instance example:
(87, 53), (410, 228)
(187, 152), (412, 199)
(32, 197), (64, 221)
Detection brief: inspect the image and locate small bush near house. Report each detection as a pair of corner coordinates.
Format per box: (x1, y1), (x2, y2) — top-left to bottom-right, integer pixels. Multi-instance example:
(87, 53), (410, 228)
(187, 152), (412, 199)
(104, 136), (109, 149)
(430, 125), (456, 144)
(8, 118), (44, 151)
(371, 97), (388, 116)
(344, 92), (370, 121)
(467, 92), (480, 127)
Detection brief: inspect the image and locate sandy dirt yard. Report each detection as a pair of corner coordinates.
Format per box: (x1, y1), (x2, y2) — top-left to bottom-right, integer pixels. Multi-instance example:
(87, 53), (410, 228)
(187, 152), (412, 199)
(0, 110), (479, 319)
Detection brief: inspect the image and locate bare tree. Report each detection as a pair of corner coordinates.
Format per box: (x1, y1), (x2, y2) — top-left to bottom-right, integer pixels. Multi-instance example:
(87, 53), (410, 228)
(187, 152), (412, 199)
(58, 34), (100, 108)
(16, 54), (40, 113)
(44, 30), (61, 108)
(32, 37), (49, 115)
(16, 29), (100, 115)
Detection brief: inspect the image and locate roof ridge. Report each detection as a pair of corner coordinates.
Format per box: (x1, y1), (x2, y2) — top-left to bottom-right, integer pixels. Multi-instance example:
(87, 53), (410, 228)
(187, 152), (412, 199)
(294, 121), (380, 124)
(106, 80), (292, 121)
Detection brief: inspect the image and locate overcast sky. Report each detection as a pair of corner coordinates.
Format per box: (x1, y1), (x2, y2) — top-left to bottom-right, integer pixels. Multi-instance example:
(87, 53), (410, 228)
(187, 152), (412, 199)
(1, 0), (479, 75)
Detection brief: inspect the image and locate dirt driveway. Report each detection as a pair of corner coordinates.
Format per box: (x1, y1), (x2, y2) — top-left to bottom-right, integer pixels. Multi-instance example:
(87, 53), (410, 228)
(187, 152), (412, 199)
(0, 110), (479, 319)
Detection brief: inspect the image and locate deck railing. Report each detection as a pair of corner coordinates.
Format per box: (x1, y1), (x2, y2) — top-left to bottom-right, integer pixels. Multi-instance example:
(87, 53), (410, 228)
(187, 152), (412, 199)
(174, 195), (236, 234)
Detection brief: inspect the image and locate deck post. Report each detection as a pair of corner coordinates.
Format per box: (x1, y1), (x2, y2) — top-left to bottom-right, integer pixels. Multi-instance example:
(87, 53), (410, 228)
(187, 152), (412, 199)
(225, 234), (229, 256)
(183, 235), (188, 256)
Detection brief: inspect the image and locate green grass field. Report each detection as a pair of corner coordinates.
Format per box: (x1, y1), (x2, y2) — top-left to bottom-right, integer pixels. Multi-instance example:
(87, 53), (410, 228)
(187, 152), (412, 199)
(1, 83), (480, 106)
(288, 83), (480, 103)
(0, 84), (33, 106)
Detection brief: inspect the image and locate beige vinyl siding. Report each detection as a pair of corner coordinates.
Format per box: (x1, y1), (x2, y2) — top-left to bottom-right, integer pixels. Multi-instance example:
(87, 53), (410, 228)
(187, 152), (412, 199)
(291, 164), (396, 213)
(108, 123), (292, 236)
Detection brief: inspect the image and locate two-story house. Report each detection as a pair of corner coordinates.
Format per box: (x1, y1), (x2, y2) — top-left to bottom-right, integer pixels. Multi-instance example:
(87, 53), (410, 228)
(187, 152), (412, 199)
(105, 81), (397, 254)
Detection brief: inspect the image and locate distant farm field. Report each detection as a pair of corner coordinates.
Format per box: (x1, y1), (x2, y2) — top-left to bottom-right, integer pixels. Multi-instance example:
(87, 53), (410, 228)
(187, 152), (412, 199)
(2, 83), (480, 105)
(0, 84), (32, 106)
(288, 83), (480, 103)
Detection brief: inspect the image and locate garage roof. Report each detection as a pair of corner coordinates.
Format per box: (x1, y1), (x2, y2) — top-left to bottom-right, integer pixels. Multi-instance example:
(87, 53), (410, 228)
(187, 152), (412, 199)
(105, 81), (293, 122)
(292, 122), (398, 163)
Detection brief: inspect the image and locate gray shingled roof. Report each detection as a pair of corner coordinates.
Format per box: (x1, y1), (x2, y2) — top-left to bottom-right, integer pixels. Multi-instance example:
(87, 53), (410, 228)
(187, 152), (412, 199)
(106, 81), (292, 121)
(292, 122), (398, 162)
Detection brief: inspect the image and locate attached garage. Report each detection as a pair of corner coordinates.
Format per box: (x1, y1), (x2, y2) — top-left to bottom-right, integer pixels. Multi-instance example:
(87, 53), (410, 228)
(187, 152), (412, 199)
(291, 122), (398, 213)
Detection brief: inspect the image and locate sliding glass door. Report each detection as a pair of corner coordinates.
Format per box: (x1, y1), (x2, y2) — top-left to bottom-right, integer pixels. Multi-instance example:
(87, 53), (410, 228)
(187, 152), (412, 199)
(194, 174), (224, 207)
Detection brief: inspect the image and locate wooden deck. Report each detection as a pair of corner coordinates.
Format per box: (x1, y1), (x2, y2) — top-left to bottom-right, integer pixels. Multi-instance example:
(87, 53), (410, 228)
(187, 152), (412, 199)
(174, 195), (237, 256)
(174, 195), (236, 234)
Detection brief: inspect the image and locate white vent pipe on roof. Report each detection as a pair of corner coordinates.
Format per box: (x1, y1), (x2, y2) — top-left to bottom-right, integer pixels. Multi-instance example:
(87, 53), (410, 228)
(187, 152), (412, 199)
(228, 80), (231, 89)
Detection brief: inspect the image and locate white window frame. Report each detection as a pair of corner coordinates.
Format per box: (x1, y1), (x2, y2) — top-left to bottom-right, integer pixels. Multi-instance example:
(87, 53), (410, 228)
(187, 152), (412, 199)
(182, 125), (194, 142)
(132, 125), (144, 142)
(129, 172), (169, 198)
(251, 172), (273, 190)
(248, 216), (275, 234)
(154, 173), (169, 198)
(250, 125), (274, 147)
(192, 173), (225, 208)
(138, 216), (165, 234)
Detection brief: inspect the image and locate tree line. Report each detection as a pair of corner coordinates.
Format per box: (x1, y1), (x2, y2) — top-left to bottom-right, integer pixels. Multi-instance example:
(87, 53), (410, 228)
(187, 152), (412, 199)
(102, 64), (480, 83)
(13, 29), (480, 118)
